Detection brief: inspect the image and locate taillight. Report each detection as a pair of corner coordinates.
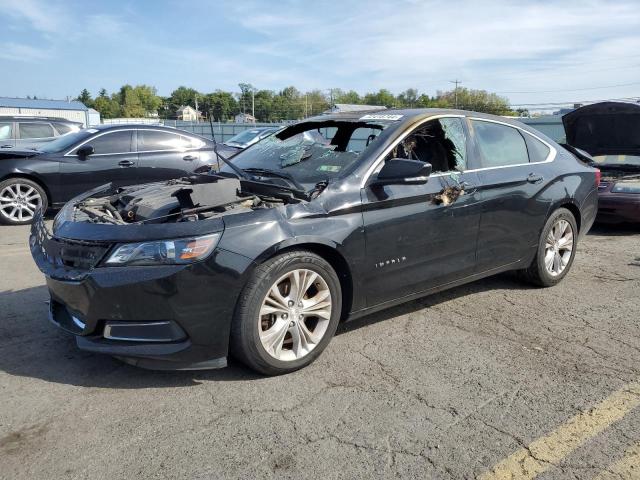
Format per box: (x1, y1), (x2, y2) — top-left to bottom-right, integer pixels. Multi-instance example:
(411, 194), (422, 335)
(594, 168), (601, 188)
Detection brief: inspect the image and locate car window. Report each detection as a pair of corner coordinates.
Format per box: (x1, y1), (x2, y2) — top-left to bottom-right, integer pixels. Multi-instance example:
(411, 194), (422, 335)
(524, 133), (551, 163)
(80, 131), (133, 155)
(472, 120), (529, 168)
(0, 122), (12, 140)
(138, 130), (192, 151)
(18, 122), (55, 139)
(346, 127), (384, 153)
(51, 122), (73, 135)
(386, 117), (467, 173)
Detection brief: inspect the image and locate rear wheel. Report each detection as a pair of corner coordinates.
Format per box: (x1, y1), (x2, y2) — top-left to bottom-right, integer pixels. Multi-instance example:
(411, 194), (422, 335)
(0, 178), (48, 225)
(521, 208), (577, 287)
(231, 250), (342, 375)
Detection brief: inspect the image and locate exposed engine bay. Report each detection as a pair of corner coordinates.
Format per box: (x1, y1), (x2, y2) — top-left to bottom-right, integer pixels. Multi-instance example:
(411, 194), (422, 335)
(72, 174), (294, 225)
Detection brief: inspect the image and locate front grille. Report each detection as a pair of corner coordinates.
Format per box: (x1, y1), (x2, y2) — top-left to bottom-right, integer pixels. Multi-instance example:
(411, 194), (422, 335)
(32, 215), (110, 271)
(598, 181), (610, 191)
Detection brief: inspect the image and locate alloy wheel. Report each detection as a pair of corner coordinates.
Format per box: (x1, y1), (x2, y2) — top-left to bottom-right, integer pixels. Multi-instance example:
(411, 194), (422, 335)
(0, 183), (42, 222)
(258, 268), (332, 361)
(544, 219), (574, 277)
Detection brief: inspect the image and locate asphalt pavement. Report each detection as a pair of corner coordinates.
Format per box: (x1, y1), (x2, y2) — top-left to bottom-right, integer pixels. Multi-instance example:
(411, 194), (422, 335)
(1, 222), (639, 479)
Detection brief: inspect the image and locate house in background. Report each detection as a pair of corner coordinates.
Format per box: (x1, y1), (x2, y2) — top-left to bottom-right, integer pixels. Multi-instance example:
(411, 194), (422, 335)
(0, 97), (96, 126)
(234, 112), (256, 123)
(176, 105), (200, 121)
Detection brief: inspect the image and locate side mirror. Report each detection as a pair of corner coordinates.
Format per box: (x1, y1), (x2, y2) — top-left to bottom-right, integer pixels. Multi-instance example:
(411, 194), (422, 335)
(373, 159), (432, 185)
(76, 145), (94, 159)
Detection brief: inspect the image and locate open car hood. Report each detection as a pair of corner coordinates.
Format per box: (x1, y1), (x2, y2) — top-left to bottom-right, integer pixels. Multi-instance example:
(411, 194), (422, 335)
(563, 101), (640, 156)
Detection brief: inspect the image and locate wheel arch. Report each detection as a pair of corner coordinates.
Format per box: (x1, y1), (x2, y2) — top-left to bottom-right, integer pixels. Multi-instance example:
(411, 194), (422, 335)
(550, 199), (582, 233)
(0, 173), (52, 206)
(255, 239), (354, 321)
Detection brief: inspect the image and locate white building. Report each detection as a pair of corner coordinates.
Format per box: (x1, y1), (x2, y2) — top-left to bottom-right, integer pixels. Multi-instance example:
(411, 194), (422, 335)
(234, 112), (256, 123)
(175, 105), (200, 122)
(0, 97), (95, 126)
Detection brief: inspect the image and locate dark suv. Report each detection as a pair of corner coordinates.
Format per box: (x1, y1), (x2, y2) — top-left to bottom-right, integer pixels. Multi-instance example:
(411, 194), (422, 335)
(0, 116), (83, 149)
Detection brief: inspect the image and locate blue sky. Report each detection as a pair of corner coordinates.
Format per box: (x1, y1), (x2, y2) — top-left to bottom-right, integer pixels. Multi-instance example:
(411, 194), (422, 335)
(1, 0), (639, 107)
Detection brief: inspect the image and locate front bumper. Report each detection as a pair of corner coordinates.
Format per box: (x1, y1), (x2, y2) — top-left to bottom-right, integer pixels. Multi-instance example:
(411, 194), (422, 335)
(31, 213), (255, 369)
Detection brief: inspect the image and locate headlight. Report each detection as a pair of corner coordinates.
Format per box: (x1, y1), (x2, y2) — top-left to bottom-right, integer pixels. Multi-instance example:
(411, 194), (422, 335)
(611, 181), (640, 194)
(104, 233), (220, 266)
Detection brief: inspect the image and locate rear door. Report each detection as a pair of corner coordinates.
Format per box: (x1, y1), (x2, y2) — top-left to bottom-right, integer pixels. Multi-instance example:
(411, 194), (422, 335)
(59, 129), (138, 200)
(469, 118), (555, 271)
(16, 121), (56, 149)
(360, 116), (483, 306)
(137, 129), (205, 182)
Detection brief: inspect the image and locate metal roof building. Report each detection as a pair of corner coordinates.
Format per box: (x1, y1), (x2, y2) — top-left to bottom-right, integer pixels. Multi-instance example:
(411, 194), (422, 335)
(0, 97), (94, 126)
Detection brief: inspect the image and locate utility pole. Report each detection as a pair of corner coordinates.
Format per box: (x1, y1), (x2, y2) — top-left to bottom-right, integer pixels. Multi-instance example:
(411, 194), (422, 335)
(251, 88), (255, 118)
(449, 79), (462, 109)
(194, 94), (199, 122)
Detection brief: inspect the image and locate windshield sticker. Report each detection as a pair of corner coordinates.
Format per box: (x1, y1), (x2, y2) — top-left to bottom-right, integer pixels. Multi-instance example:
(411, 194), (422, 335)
(359, 114), (403, 121)
(86, 129), (99, 133)
(317, 165), (341, 172)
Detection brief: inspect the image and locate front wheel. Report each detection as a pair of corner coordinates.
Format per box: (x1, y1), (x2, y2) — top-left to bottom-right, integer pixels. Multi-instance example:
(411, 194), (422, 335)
(521, 208), (578, 287)
(231, 250), (342, 375)
(0, 178), (48, 225)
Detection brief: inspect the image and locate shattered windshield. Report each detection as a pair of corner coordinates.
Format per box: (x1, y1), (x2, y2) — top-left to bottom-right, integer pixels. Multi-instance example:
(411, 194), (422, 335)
(222, 120), (391, 187)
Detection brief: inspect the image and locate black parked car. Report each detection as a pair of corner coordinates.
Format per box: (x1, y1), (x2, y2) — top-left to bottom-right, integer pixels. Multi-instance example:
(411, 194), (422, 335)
(30, 109), (599, 375)
(0, 124), (219, 225)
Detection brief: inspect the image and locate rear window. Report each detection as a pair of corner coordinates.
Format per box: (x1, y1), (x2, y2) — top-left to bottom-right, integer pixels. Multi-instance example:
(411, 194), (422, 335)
(524, 133), (551, 163)
(138, 130), (194, 151)
(472, 120), (529, 167)
(19, 122), (55, 139)
(52, 122), (74, 135)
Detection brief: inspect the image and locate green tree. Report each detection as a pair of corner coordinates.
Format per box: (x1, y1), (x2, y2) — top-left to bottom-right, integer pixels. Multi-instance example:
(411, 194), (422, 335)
(76, 89), (93, 108)
(304, 89), (329, 116)
(363, 89), (396, 107)
(133, 85), (162, 114)
(168, 86), (200, 116)
(333, 89), (362, 105)
(204, 90), (238, 122)
(396, 88), (419, 108)
(434, 88), (514, 115)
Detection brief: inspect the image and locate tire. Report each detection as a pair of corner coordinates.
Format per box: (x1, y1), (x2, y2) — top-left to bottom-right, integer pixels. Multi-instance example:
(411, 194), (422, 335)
(0, 178), (48, 226)
(231, 250), (342, 375)
(520, 208), (578, 287)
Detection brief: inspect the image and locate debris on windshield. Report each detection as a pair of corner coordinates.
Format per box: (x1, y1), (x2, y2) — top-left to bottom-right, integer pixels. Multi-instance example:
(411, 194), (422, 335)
(433, 186), (464, 206)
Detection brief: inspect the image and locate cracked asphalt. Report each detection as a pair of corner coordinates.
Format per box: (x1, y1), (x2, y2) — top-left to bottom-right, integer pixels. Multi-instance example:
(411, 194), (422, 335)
(1, 222), (639, 479)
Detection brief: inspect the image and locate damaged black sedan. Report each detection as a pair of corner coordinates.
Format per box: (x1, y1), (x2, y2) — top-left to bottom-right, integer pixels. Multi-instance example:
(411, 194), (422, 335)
(30, 109), (599, 375)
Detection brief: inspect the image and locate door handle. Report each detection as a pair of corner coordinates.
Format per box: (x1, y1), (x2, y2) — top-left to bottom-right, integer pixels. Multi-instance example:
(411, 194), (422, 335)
(118, 160), (135, 167)
(526, 173), (543, 184)
(183, 155), (197, 161)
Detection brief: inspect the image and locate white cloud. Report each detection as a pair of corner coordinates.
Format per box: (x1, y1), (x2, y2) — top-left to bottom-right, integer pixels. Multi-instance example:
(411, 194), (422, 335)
(0, 42), (50, 62)
(225, 0), (640, 103)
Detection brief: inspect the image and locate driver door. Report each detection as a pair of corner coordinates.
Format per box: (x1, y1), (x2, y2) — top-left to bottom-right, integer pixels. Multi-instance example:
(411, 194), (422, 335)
(360, 117), (483, 307)
(59, 130), (139, 201)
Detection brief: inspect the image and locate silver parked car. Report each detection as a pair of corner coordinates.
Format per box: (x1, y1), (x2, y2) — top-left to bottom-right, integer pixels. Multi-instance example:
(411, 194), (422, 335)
(0, 116), (82, 150)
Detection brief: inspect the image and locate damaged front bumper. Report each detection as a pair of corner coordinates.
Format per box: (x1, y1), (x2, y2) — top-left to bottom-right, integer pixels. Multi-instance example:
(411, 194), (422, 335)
(30, 211), (255, 370)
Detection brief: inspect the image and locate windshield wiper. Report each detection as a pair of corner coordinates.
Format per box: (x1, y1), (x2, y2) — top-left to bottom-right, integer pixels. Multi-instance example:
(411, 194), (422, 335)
(243, 168), (307, 192)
